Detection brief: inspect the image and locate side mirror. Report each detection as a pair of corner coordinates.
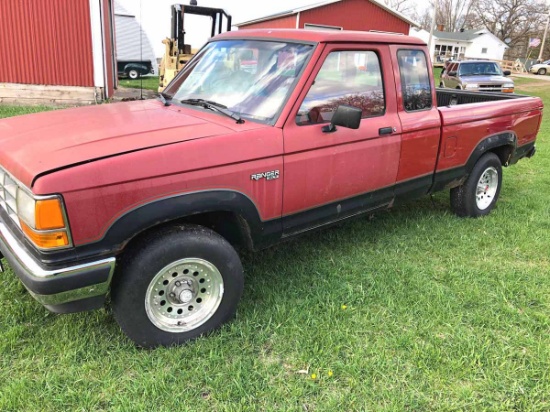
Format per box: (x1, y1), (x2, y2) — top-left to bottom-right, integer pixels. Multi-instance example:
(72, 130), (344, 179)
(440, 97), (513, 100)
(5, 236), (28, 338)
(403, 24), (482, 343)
(322, 105), (362, 133)
(448, 71), (457, 77)
(503, 70), (511, 76)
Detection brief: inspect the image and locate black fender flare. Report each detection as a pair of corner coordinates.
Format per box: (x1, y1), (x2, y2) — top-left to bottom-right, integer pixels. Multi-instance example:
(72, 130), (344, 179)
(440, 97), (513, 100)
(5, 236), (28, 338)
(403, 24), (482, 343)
(465, 131), (517, 172)
(430, 131), (517, 193)
(98, 190), (281, 253)
(124, 63), (148, 74)
(37, 190), (281, 267)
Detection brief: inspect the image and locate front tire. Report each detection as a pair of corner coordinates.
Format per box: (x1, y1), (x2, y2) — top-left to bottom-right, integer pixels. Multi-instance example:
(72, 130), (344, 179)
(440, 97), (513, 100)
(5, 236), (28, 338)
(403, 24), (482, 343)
(450, 152), (502, 217)
(538, 68), (547, 75)
(111, 225), (244, 348)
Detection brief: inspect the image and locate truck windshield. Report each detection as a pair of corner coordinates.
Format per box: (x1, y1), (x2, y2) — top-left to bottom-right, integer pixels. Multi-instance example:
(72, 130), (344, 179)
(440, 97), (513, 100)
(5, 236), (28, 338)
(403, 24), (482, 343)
(458, 62), (503, 76)
(164, 40), (314, 123)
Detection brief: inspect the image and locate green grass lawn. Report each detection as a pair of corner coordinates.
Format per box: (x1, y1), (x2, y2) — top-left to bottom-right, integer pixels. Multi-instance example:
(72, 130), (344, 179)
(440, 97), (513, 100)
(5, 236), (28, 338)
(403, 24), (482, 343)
(118, 75), (159, 91)
(1, 79), (550, 411)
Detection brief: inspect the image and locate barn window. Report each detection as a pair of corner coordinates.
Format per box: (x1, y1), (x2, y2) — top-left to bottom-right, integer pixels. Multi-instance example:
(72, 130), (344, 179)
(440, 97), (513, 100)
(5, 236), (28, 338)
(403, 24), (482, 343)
(481, 48), (488, 54)
(397, 49), (432, 112)
(296, 50), (385, 125)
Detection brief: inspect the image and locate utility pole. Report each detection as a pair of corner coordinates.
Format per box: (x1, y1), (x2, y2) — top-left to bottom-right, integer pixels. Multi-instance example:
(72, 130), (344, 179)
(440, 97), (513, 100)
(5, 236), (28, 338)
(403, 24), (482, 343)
(538, 9), (550, 62)
(428, 1), (438, 63)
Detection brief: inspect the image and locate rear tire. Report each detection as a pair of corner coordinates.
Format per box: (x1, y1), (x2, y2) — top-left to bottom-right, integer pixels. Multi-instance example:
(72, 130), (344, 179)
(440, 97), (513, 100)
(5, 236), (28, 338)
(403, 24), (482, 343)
(111, 224), (244, 348)
(128, 69), (140, 79)
(538, 68), (547, 75)
(450, 152), (502, 217)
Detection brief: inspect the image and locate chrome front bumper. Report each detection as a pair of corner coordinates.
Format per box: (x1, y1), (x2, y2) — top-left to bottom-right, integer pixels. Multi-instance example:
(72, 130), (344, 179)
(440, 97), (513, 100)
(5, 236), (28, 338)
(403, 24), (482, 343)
(0, 221), (115, 312)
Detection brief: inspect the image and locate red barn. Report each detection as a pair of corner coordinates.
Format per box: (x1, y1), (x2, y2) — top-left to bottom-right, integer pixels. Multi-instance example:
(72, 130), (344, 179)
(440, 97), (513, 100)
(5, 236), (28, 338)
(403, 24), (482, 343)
(236, 0), (417, 34)
(0, 0), (116, 105)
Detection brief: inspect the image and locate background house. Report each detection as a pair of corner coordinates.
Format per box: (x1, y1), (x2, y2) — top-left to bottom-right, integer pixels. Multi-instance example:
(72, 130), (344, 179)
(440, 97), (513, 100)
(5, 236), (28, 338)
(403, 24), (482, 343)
(0, 0), (117, 105)
(114, 1), (157, 74)
(410, 27), (509, 64)
(236, 0), (418, 34)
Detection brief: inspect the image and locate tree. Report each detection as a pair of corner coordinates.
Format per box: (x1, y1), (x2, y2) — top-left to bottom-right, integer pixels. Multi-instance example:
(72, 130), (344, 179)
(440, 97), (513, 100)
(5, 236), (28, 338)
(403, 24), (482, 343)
(411, 7), (433, 30)
(471, 0), (548, 58)
(410, 0), (476, 32)
(382, 0), (415, 16)
(436, 0), (476, 32)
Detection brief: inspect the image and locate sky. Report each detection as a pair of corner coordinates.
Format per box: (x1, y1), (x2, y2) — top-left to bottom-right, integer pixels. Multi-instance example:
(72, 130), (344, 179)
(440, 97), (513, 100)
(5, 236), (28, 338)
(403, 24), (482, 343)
(117, 0), (423, 59)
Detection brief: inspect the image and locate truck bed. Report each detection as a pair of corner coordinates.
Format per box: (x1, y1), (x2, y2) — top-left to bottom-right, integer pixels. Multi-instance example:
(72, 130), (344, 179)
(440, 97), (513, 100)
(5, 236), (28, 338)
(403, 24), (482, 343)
(436, 89), (527, 106)
(435, 89), (543, 177)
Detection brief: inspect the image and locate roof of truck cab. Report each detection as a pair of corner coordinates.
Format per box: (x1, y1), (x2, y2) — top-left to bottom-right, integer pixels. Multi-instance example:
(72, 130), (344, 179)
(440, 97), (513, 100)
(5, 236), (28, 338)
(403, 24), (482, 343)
(214, 29), (426, 46)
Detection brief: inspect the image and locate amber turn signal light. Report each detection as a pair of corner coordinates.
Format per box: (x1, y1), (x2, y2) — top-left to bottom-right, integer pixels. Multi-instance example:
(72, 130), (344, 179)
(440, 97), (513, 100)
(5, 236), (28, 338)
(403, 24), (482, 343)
(35, 198), (66, 230)
(20, 221), (69, 249)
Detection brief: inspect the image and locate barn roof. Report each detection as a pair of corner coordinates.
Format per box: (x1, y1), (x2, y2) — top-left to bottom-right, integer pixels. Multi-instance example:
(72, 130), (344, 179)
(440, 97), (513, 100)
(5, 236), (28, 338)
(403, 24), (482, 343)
(235, 0), (419, 28)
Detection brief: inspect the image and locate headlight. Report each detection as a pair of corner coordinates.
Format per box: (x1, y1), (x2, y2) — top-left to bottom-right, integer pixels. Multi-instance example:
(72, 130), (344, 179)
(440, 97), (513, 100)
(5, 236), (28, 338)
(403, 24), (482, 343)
(465, 84), (479, 89)
(502, 83), (514, 93)
(16, 190), (71, 249)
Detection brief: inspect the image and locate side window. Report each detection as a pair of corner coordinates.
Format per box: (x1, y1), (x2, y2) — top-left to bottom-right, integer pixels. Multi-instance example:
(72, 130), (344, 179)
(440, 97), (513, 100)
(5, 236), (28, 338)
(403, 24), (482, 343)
(397, 49), (432, 112)
(296, 50), (385, 125)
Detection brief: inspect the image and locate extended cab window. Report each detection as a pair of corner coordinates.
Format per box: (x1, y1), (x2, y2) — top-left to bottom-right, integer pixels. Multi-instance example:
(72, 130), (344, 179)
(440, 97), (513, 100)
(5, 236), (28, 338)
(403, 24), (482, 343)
(397, 50), (432, 112)
(296, 50), (385, 125)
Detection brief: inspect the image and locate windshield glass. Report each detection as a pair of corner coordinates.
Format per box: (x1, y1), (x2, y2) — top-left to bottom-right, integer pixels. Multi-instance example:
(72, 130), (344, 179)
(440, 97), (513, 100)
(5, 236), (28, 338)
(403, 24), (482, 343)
(458, 62), (503, 76)
(165, 40), (314, 123)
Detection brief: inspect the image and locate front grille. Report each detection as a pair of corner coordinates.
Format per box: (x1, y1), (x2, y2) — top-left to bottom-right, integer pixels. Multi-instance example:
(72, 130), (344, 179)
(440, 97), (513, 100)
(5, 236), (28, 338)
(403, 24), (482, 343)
(479, 85), (503, 92)
(0, 165), (22, 228)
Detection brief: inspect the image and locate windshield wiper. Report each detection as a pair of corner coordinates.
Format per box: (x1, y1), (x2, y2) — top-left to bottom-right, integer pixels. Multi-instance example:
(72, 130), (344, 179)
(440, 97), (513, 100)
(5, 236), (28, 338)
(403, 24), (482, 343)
(159, 92), (172, 106)
(180, 98), (244, 124)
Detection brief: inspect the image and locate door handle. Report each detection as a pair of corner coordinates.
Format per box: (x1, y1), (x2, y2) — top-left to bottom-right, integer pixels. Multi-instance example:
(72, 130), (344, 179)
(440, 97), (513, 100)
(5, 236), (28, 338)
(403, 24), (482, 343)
(379, 127), (395, 136)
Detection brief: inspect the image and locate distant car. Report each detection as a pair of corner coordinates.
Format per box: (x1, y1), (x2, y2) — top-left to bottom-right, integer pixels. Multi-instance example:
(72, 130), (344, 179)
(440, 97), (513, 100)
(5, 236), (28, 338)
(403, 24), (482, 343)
(440, 61), (514, 93)
(117, 61), (154, 80)
(529, 60), (550, 75)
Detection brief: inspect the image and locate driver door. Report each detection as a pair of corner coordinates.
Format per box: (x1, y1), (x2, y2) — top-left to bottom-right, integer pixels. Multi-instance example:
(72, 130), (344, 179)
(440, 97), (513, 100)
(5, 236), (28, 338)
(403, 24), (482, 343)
(281, 44), (401, 235)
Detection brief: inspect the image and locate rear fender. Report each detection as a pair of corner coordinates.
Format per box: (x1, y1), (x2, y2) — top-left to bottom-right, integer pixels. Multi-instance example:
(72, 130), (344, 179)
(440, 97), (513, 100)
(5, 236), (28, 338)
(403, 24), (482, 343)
(431, 132), (517, 193)
(466, 131), (517, 170)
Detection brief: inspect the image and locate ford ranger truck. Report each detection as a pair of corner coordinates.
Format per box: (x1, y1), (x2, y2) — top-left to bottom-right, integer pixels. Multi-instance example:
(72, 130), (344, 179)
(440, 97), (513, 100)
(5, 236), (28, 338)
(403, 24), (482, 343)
(0, 29), (542, 347)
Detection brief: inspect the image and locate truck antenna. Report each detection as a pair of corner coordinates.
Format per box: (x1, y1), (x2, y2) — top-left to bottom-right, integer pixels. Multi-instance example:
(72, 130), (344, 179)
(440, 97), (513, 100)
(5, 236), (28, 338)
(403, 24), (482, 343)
(139, 0), (144, 100)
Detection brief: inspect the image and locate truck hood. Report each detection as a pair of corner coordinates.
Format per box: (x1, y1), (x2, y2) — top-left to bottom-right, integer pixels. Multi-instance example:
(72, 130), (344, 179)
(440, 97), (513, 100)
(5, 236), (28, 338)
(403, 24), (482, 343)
(0, 100), (257, 188)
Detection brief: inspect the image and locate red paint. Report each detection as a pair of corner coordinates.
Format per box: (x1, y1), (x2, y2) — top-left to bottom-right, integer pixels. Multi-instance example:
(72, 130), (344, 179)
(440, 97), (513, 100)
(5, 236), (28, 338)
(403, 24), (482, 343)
(238, 0), (411, 34)
(437, 102), (542, 172)
(298, 0), (410, 34)
(0, 0), (94, 86)
(0, 29), (543, 247)
(239, 15), (297, 30)
(102, 0), (116, 97)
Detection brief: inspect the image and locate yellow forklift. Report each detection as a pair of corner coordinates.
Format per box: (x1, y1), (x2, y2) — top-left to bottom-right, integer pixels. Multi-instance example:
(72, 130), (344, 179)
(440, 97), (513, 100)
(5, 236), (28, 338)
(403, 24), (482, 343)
(158, 2), (232, 92)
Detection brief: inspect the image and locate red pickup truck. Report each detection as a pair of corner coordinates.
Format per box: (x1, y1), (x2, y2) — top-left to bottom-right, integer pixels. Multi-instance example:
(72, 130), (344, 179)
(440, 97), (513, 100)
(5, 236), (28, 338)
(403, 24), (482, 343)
(0, 30), (542, 347)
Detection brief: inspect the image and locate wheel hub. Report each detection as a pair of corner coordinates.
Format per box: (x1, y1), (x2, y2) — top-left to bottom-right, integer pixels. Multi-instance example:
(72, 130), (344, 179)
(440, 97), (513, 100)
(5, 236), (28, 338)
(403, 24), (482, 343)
(144, 258), (224, 333)
(178, 289), (194, 304)
(476, 166), (499, 210)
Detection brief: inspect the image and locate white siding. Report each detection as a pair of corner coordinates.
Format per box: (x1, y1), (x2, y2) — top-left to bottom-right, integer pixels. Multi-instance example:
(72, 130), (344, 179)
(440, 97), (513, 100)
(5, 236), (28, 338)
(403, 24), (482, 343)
(114, 2), (156, 73)
(465, 33), (506, 61)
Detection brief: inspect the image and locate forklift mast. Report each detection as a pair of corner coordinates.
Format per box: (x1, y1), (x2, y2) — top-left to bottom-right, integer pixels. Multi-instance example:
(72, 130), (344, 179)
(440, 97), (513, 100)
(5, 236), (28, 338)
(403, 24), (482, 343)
(159, 3), (232, 92)
(171, 4), (232, 55)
